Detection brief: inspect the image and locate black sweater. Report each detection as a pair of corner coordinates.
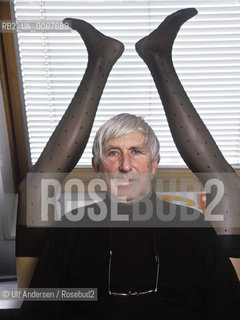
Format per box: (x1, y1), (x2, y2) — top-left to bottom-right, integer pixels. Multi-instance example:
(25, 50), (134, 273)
(17, 196), (240, 319)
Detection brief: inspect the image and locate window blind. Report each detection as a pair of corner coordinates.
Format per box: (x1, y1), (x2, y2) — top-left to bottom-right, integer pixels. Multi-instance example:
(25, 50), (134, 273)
(13, 0), (240, 167)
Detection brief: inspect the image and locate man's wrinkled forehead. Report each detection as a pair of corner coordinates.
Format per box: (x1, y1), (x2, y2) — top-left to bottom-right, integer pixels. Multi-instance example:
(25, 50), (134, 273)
(102, 131), (149, 151)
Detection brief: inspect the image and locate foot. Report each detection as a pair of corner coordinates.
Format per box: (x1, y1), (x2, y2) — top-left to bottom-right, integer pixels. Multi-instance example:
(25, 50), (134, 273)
(63, 18), (124, 66)
(135, 8), (197, 60)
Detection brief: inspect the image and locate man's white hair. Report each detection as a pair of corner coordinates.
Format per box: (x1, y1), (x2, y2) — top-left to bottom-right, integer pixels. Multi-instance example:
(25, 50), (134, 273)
(92, 113), (160, 166)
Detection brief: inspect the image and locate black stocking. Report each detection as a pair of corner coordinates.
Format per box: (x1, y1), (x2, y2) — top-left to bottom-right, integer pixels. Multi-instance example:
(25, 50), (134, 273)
(16, 18), (124, 287)
(136, 8), (240, 258)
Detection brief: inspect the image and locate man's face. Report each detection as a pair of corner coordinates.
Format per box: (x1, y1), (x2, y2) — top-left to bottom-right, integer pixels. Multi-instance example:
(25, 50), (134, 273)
(92, 131), (158, 204)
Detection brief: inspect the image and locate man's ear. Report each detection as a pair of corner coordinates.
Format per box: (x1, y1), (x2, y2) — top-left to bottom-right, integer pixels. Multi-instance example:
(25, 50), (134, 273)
(152, 155), (160, 175)
(92, 157), (100, 173)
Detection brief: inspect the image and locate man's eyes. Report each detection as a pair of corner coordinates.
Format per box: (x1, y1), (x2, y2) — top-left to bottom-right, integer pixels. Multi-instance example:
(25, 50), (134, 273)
(107, 149), (142, 157)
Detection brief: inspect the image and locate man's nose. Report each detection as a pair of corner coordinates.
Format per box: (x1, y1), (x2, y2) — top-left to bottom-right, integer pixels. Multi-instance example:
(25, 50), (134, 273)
(119, 153), (132, 172)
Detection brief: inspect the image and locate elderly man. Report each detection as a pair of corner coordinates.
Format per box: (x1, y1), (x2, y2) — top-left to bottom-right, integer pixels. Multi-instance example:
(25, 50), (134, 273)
(16, 9), (240, 319)
(17, 113), (240, 320)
